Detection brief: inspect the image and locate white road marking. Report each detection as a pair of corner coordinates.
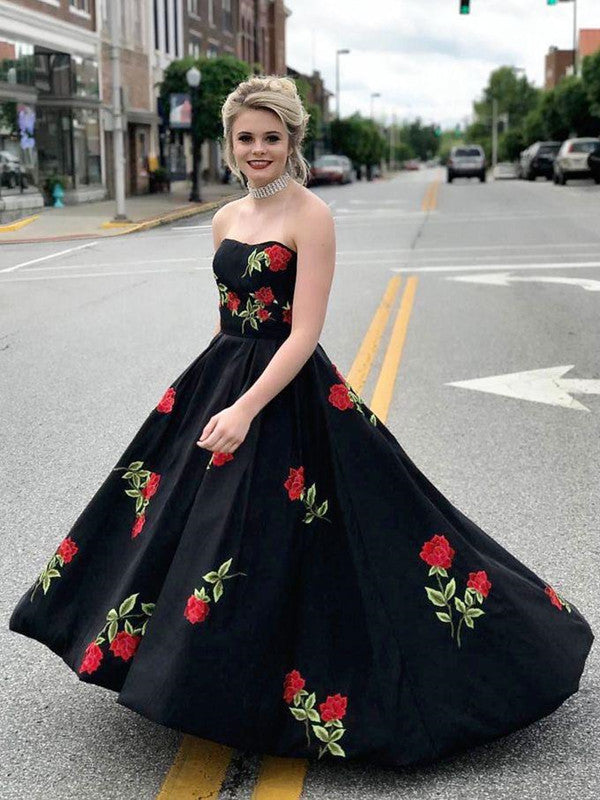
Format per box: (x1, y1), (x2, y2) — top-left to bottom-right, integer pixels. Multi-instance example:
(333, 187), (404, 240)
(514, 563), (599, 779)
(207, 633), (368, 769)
(22, 257), (200, 273)
(0, 241), (98, 273)
(448, 273), (600, 291)
(0, 266), (214, 282)
(446, 366), (600, 411)
(391, 261), (600, 274)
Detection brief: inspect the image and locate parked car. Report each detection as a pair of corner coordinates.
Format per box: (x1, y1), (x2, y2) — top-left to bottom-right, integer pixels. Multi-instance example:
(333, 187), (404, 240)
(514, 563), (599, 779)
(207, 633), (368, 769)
(587, 143), (600, 184)
(403, 159), (420, 171)
(308, 154), (354, 186)
(447, 145), (486, 183)
(553, 137), (600, 185)
(519, 141), (561, 181)
(0, 150), (27, 189)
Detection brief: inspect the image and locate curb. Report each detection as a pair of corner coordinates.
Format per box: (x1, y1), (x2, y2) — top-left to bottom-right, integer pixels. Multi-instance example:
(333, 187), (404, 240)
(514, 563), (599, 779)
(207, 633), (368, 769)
(0, 190), (246, 245)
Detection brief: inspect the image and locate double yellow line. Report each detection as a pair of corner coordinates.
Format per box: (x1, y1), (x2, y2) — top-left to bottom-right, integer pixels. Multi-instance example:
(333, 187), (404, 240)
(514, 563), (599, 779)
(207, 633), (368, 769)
(155, 181), (435, 799)
(421, 177), (440, 212)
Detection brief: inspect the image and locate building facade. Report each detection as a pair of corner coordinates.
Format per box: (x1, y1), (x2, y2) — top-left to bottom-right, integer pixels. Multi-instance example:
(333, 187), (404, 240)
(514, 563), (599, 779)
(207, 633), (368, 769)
(0, 0), (102, 215)
(544, 46), (575, 89)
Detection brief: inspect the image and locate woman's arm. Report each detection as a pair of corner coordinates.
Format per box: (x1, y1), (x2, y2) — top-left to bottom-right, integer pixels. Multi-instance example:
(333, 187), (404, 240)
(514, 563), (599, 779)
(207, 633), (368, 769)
(234, 201), (336, 418)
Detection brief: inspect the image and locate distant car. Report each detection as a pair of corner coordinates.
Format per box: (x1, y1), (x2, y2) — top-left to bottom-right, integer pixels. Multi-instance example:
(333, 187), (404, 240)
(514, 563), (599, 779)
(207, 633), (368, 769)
(403, 159), (420, 170)
(520, 141), (561, 181)
(493, 161), (518, 180)
(553, 137), (600, 185)
(308, 154), (354, 186)
(587, 143), (600, 184)
(447, 145), (486, 183)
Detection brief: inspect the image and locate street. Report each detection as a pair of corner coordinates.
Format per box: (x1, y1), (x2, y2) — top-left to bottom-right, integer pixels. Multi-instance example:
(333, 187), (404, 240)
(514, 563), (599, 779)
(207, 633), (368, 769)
(2, 168), (599, 799)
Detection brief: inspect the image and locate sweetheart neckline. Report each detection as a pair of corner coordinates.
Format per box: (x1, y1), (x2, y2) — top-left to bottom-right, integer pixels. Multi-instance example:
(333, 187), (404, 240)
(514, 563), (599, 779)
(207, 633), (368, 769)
(219, 238), (297, 256)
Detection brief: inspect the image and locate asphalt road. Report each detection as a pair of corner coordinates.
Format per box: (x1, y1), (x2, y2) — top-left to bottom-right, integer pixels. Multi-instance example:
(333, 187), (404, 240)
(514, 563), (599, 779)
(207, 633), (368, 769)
(1, 168), (598, 799)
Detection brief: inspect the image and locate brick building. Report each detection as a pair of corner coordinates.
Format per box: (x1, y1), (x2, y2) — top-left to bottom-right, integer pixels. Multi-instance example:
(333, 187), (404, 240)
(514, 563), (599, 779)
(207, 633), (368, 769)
(544, 46), (575, 89)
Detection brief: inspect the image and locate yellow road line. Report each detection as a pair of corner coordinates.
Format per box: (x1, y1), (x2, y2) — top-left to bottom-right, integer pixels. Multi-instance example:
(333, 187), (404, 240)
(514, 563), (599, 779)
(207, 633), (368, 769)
(369, 276), (418, 422)
(421, 178), (440, 212)
(155, 735), (233, 799)
(346, 276), (403, 393)
(250, 755), (309, 800)
(0, 214), (39, 233)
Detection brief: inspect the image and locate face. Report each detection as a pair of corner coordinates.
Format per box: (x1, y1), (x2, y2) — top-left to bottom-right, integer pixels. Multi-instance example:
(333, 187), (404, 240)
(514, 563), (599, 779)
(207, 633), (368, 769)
(231, 108), (292, 188)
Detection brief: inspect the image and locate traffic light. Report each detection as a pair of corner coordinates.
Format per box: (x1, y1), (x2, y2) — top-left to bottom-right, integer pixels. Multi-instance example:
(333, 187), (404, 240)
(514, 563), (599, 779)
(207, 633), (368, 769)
(460, 1), (470, 13)
(547, 0), (558, 5)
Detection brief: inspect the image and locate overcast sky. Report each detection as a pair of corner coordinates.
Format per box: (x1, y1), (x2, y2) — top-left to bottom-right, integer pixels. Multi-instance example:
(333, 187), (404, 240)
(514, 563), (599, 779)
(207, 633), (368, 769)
(286, 0), (599, 129)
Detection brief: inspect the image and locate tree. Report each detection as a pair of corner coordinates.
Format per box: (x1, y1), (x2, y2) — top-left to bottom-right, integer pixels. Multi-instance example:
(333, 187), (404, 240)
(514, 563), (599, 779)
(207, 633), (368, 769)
(581, 50), (600, 120)
(473, 66), (539, 132)
(158, 54), (250, 175)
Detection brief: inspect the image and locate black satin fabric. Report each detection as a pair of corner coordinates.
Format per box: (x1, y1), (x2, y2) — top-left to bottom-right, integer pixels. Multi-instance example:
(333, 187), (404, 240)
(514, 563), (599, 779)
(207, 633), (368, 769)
(9, 239), (594, 768)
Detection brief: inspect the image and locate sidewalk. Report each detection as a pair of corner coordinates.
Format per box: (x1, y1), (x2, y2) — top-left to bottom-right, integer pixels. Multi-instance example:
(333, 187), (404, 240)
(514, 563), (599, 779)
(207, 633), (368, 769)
(0, 180), (247, 245)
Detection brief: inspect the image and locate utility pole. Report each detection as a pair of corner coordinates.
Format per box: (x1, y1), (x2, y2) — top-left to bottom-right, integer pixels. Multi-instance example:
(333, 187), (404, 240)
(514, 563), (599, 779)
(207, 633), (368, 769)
(491, 97), (498, 172)
(109, 0), (127, 220)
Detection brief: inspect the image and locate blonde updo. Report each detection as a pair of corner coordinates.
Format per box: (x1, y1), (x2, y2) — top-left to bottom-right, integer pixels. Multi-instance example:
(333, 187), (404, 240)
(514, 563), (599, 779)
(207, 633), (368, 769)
(221, 74), (311, 186)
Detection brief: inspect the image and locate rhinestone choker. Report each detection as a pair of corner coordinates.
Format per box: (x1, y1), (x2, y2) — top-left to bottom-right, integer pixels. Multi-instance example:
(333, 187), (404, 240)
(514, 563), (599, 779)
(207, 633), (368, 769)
(247, 170), (291, 199)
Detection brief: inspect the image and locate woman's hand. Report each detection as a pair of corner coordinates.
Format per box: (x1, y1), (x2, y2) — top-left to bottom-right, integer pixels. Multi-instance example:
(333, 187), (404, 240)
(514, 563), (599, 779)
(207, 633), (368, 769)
(196, 402), (254, 454)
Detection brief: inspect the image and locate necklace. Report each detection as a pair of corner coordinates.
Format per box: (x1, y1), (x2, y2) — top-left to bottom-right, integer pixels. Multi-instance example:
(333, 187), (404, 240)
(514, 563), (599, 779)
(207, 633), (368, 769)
(247, 170), (291, 199)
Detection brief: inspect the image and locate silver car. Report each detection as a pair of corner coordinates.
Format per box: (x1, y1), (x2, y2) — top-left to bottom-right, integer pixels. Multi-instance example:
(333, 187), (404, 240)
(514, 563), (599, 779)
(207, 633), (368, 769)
(553, 138), (600, 185)
(447, 145), (486, 183)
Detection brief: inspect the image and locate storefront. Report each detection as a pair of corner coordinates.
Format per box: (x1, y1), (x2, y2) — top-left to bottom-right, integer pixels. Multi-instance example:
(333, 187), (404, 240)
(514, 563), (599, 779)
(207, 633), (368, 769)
(0, 36), (103, 216)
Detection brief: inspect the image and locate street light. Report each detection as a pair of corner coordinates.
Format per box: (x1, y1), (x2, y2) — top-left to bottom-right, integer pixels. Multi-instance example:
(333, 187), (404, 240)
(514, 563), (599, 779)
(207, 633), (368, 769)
(186, 65), (202, 203)
(370, 92), (381, 121)
(335, 49), (350, 120)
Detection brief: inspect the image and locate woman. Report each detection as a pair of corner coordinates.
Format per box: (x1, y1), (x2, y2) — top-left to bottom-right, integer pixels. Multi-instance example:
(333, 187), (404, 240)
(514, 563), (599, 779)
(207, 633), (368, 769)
(9, 75), (594, 768)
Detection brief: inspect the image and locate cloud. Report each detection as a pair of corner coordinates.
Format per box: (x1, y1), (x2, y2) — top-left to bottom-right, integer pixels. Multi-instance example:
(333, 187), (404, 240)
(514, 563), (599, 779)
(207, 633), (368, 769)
(285, 0), (598, 127)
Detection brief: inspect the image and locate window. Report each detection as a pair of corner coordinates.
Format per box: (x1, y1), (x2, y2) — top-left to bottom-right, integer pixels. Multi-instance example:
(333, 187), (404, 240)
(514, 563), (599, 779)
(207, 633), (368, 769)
(69, 0), (91, 13)
(223, 0), (232, 31)
(188, 0), (200, 15)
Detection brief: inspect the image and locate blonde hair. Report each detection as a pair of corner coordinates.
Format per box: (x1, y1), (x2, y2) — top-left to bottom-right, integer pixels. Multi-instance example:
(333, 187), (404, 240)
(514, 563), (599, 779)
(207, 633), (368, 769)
(221, 75), (311, 186)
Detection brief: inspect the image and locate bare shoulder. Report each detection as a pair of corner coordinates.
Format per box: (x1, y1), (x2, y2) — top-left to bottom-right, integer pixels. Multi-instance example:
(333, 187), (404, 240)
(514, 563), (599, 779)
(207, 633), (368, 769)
(292, 186), (335, 250)
(211, 198), (244, 248)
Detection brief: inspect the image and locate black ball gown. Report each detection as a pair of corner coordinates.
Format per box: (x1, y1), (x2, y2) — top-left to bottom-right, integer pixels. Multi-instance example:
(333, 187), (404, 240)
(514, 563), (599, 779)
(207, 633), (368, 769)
(9, 237), (594, 768)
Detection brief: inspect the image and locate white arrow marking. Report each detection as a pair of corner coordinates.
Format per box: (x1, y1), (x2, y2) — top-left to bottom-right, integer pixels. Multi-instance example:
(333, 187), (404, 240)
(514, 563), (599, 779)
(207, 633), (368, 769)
(448, 272), (600, 291)
(446, 366), (600, 411)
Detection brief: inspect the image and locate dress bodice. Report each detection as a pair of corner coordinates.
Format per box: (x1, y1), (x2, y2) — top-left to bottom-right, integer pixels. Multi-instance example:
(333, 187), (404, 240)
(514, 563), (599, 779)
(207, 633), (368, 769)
(212, 238), (297, 340)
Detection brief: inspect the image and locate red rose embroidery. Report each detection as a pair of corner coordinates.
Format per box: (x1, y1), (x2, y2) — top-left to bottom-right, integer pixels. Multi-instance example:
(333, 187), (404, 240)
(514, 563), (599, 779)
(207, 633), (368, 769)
(328, 384), (354, 411)
(79, 641), (104, 675)
(184, 595), (211, 624)
(419, 534), (456, 569)
(467, 570), (492, 598)
(212, 452), (234, 467)
(141, 472), (161, 499)
(545, 585), (571, 611)
(283, 669), (306, 703)
(284, 466), (305, 500)
(156, 387), (175, 413)
(282, 303), (292, 324)
(284, 671), (349, 758)
(254, 286), (275, 305)
(185, 557), (246, 625)
(57, 536), (78, 564)
(319, 693), (348, 722)
(257, 308), (271, 321)
(109, 630), (141, 661)
(131, 513), (146, 539)
(226, 291), (240, 311)
(264, 244), (292, 271)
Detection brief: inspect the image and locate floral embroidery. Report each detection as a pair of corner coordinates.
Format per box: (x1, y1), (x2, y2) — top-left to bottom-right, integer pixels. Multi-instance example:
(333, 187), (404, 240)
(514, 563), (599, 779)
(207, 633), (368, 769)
(328, 364), (377, 426)
(282, 301), (292, 324)
(112, 461), (162, 539)
(283, 669), (348, 758)
(78, 592), (154, 675)
(156, 387), (176, 413)
(215, 276), (241, 313)
(184, 557), (247, 624)
(419, 534), (491, 648)
(241, 244), (293, 279)
(206, 451), (235, 470)
(284, 466), (331, 524)
(545, 585), (572, 612)
(237, 287), (279, 333)
(30, 536), (79, 600)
